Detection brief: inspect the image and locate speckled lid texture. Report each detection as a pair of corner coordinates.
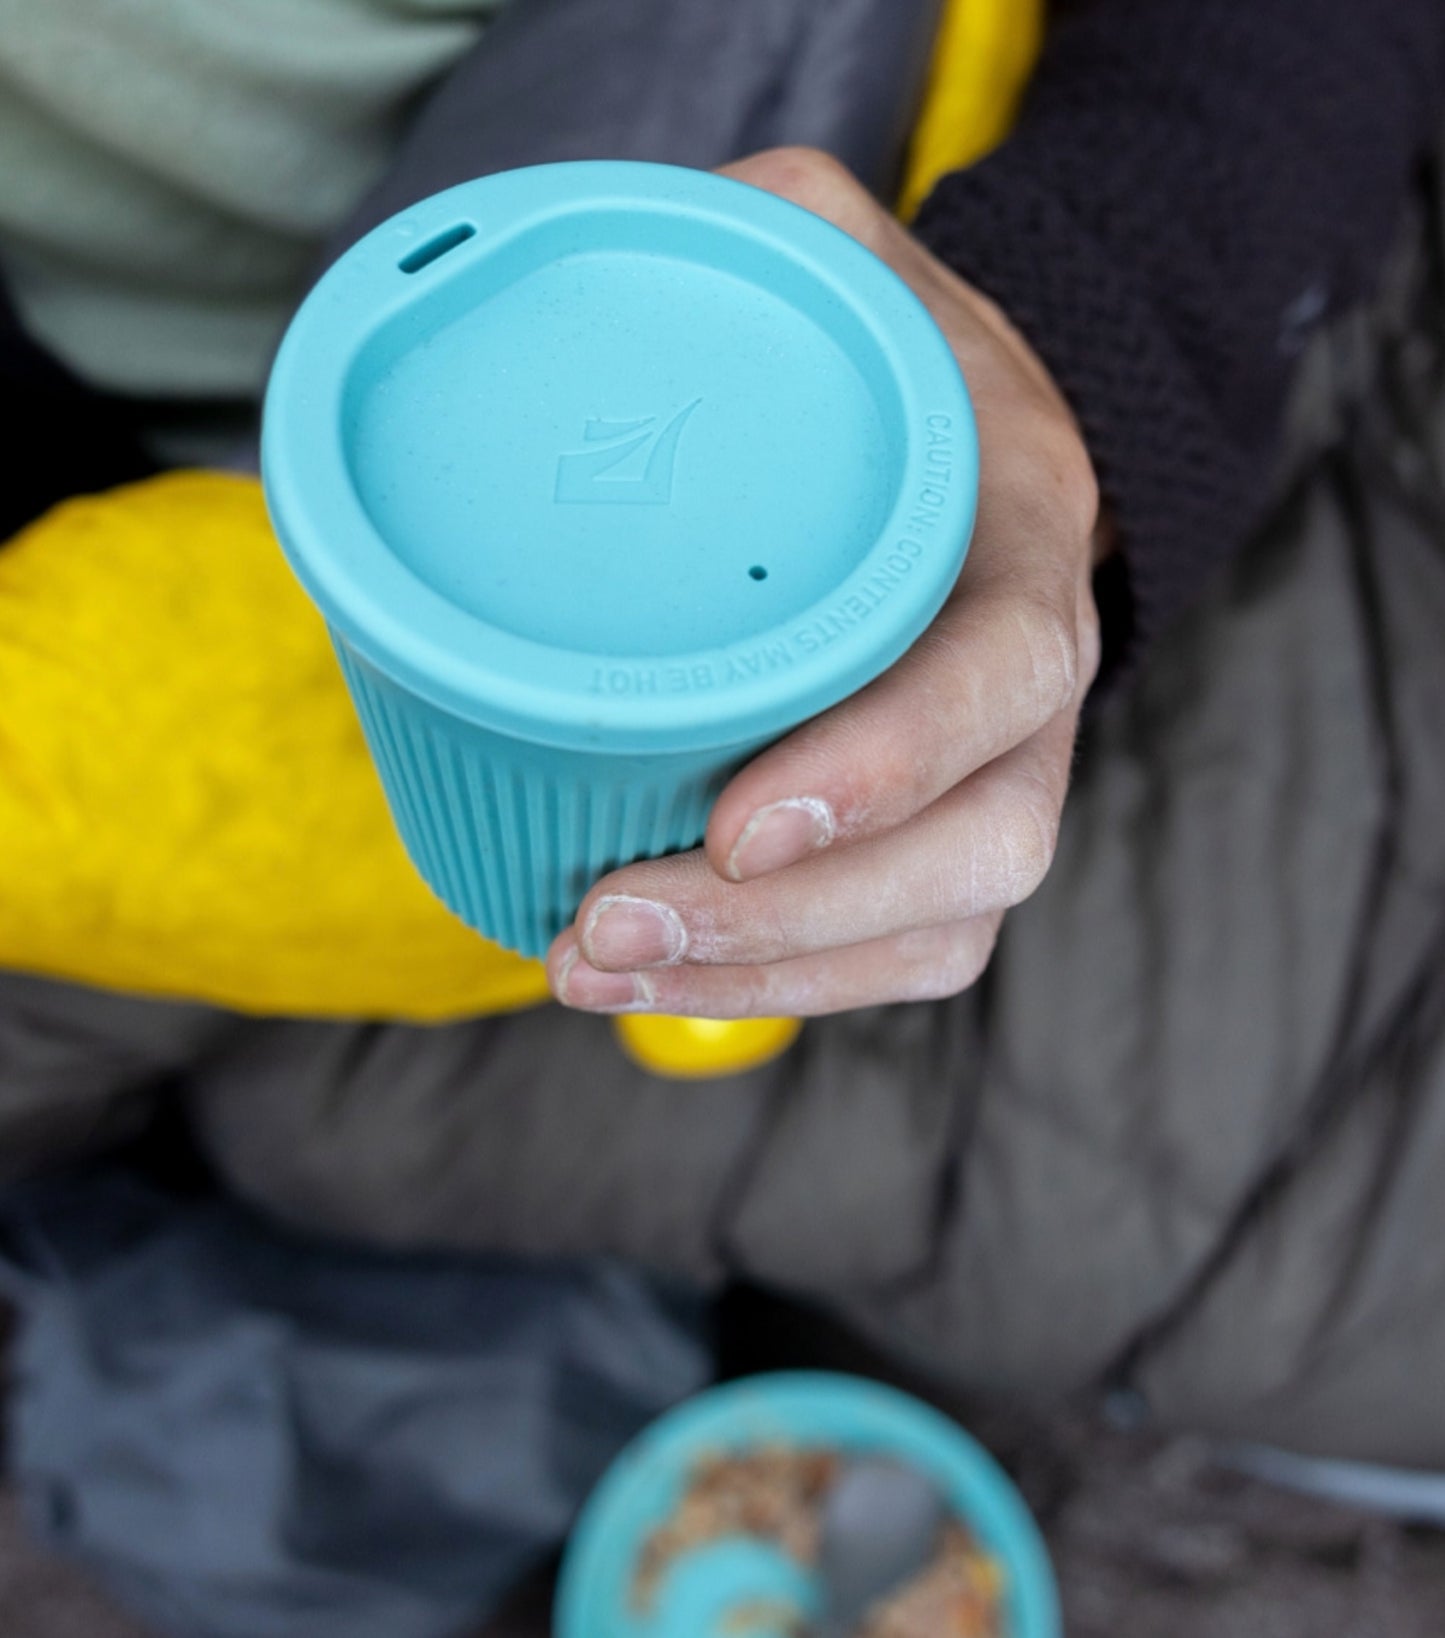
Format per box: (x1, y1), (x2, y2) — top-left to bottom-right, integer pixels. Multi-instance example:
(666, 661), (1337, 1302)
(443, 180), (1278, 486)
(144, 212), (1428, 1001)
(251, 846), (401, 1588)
(263, 161), (977, 755)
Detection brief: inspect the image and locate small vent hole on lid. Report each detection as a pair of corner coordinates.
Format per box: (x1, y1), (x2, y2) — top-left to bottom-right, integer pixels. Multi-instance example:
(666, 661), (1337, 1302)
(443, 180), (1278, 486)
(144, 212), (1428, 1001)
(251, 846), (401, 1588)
(749, 565), (768, 581)
(399, 223), (476, 274)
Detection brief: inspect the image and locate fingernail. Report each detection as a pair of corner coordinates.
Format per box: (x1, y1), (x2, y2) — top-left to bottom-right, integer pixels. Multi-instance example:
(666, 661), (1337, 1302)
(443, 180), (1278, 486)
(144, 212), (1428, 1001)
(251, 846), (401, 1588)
(556, 948), (655, 1012)
(582, 894), (688, 969)
(727, 796), (836, 881)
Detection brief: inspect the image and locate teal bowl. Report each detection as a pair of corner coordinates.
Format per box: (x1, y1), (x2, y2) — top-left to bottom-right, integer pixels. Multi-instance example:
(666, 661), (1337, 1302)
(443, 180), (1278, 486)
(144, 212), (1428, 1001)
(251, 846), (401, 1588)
(555, 1372), (1061, 1638)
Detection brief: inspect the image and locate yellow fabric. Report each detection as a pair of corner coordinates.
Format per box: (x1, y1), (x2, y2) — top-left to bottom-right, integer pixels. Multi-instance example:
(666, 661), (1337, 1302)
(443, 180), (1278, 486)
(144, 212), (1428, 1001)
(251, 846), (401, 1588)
(900, 0), (1044, 221)
(614, 1014), (804, 1079)
(0, 473), (548, 1019)
(0, 0), (1042, 1042)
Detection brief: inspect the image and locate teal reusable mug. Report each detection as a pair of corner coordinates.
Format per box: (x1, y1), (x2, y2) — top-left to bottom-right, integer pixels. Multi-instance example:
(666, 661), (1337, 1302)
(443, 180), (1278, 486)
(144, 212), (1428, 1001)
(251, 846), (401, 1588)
(263, 162), (978, 957)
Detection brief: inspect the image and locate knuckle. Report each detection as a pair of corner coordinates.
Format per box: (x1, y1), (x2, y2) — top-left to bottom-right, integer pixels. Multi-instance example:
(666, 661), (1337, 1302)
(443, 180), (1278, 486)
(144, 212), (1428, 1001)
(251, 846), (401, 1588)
(736, 146), (871, 234)
(1013, 594), (1080, 718)
(757, 143), (848, 193)
(715, 967), (778, 1020)
(896, 924), (997, 1002)
(1000, 417), (1098, 545)
(1077, 595), (1104, 693)
(736, 892), (798, 967)
(999, 778), (1060, 901)
(1046, 428), (1101, 543)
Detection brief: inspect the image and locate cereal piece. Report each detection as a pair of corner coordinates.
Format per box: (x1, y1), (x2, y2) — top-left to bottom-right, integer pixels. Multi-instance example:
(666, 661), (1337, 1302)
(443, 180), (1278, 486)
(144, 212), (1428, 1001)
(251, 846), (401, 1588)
(629, 1447), (1004, 1638)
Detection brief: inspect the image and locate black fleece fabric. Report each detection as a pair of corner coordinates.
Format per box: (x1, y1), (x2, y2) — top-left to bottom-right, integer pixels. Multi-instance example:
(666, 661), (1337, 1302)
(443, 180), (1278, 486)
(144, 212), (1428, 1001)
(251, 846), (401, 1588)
(912, 0), (1445, 663)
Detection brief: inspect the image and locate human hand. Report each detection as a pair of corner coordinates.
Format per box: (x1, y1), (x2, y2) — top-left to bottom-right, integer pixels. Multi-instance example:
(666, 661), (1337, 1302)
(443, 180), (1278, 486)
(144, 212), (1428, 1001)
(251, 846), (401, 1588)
(548, 148), (1103, 1019)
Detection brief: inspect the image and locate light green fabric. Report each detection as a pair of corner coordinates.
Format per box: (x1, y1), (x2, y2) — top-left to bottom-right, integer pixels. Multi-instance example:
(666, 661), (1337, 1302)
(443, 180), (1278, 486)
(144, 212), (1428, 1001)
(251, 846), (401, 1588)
(0, 0), (507, 400)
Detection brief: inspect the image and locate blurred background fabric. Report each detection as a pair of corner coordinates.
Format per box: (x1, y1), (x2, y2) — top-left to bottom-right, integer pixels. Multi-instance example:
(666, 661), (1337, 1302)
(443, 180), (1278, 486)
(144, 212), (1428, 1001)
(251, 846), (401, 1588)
(0, 1172), (710, 1638)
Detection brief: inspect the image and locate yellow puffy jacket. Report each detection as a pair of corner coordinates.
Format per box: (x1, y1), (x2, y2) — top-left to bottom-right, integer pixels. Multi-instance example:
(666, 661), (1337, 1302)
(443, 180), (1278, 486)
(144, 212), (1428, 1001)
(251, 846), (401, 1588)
(0, 0), (1041, 1059)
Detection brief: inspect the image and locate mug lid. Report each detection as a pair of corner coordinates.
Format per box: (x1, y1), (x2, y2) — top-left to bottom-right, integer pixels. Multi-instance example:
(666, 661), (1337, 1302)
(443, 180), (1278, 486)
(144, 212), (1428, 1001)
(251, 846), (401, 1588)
(263, 162), (977, 753)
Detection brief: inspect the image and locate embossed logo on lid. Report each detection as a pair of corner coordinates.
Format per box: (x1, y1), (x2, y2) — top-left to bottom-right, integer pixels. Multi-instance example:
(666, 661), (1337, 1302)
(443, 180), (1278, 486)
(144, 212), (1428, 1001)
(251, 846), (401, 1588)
(554, 399), (701, 506)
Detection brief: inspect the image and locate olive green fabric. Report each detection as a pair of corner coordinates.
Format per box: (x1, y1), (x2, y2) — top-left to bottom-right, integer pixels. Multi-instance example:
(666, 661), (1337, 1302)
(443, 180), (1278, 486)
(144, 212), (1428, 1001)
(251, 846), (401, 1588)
(0, 0), (505, 400)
